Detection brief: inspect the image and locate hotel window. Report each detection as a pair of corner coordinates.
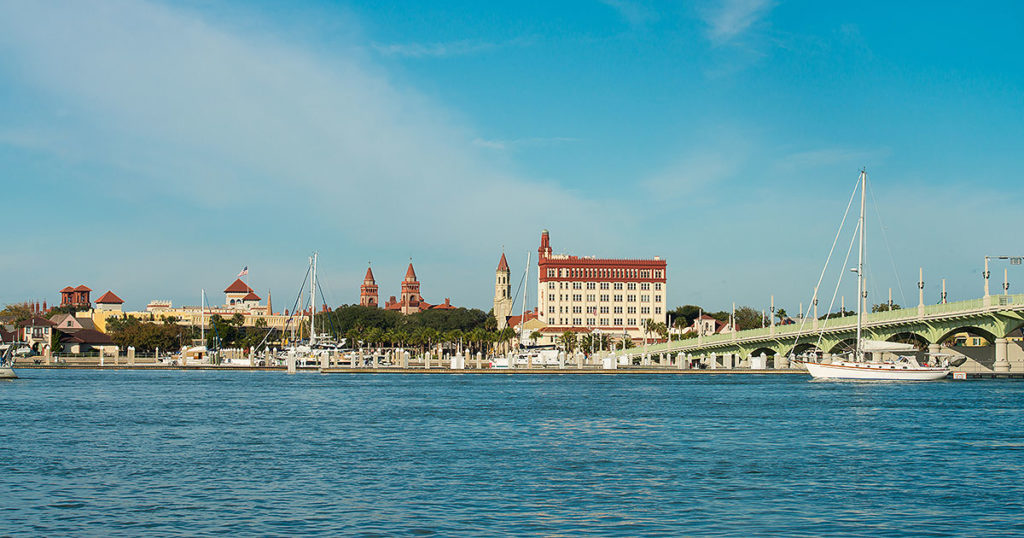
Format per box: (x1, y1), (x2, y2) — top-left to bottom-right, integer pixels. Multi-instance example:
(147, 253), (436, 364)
(573, 306), (582, 314)
(548, 294), (555, 301)
(548, 318), (555, 324)
(627, 283), (636, 290)
(655, 307), (662, 314)
(640, 295), (650, 302)
(573, 294), (582, 301)
(548, 282), (555, 290)
(600, 318), (609, 325)
(614, 283), (623, 290)
(628, 318), (637, 326)
(614, 306), (623, 314)
(654, 295), (661, 302)
(600, 306), (609, 314)
(627, 307), (636, 314)
(586, 282), (596, 290)
(600, 294), (609, 302)
(573, 282), (582, 290)
(640, 283), (650, 291)
(613, 295), (623, 302)
(586, 294), (596, 301)
(654, 283), (662, 291)
(641, 307), (650, 314)
(600, 283), (610, 290)
(548, 307), (555, 313)
(547, 269), (555, 277)
(586, 318), (596, 325)
(573, 318), (582, 325)
(613, 318), (623, 326)
(627, 295), (636, 302)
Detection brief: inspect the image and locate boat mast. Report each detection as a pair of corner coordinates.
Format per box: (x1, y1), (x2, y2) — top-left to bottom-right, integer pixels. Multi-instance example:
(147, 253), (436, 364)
(520, 251), (530, 347)
(310, 252), (318, 346)
(201, 289), (205, 343)
(855, 169), (866, 361)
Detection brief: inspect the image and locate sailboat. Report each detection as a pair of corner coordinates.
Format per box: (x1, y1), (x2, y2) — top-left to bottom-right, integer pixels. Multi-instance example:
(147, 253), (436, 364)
(0, 337), (16, 379)
(799, 170), (949, 381)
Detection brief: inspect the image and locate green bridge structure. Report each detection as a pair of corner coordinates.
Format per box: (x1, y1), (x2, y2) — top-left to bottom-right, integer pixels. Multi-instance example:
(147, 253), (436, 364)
(640, 294), (1024, 373)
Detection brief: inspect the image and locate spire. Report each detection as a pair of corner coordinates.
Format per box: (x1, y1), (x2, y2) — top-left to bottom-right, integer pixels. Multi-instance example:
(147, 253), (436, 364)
(364, 266), (375, 283)
(405, 263), (417, 281)
(267, 290), (273, 315)
(497, 252), (509, 272)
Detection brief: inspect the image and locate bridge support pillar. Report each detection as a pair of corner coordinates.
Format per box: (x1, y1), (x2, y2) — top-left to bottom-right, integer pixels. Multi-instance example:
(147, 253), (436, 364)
(927, 344), (940, 367)
(776, 354), (790, 369)
(822, 352), (832, 364)
(994, 338), (1010, 373)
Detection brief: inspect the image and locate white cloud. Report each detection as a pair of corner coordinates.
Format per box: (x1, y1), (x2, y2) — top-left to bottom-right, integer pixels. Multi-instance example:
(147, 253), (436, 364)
(599, 0), (657, 26)
(472, 137), (580, 151)
(372, 40), (498, 58)
(0, 0), (613, 308)
(700, 0), (775, 45)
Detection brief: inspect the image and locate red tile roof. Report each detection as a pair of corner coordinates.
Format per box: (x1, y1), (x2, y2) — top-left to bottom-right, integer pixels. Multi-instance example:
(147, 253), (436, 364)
(364, 267), (375, 282)
(17, 316), (55, 327)
(74, 285), (92, 292)
(507, 310), (539, 328)
(95, 291), (124, 304)
(497, 253), (509, 271)
(61, 286), (75, 293)
(223, 279), (254, 293)
(242, 292), (261, 301)
(405, 263), (417, 280)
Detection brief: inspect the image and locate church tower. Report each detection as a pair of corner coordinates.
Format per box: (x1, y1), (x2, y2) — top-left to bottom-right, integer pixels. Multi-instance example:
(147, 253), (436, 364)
(400, 263), (421, 315)
(494, 252), (513, 329)
(360, 265), (378, 307)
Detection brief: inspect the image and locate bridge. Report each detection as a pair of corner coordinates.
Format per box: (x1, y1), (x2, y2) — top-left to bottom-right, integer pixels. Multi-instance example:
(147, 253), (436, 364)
(641, 294), (1024, 373)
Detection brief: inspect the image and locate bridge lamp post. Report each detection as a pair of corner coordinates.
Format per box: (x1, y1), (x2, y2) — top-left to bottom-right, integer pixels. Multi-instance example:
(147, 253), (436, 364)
(985, 256), (1023, 304)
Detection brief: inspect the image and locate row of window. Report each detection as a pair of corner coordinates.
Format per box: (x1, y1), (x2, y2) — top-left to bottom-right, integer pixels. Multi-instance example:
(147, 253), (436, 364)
(548, 306), (663, 315)
(546, 267), (665, 279)
(545, 317), (648, 327)
(547, 294), (662, 303)
(548, 282), (663, 291)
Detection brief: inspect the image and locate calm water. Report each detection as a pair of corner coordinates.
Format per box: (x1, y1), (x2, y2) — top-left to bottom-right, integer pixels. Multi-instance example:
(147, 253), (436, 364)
(2, 370), (1024, 536)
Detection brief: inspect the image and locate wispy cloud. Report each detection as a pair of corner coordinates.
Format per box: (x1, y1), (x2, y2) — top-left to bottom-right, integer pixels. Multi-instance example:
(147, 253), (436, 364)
(371, 39), (498, 58)
(775, 147), (892, 171)
(472, 137), (580, 151)
(701, 0), (775, 45)
(599, 0), (657, 26)
(0, 0), (612, 308)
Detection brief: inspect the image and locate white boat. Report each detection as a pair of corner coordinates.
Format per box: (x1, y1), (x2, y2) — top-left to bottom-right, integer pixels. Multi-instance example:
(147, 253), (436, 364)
(0, 342), (17, 379)
(801, 170), (949, 381)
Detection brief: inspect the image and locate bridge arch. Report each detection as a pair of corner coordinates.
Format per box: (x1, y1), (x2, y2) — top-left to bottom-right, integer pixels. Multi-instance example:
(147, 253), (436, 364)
(886, 332), (929, 351)
(827, 337), (857, 355)
(936, 326), (999, 347)
(792, 342), (823, 357)
(749, 346), (780, 359)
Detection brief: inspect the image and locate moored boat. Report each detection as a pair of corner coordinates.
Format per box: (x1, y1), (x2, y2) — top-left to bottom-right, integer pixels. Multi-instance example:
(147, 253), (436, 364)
(801, 170), (949, 381)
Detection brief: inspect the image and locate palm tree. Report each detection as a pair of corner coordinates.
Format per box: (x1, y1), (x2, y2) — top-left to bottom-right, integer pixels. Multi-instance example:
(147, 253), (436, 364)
(529, 330), (542, 346)
(560, 331), (577, 353)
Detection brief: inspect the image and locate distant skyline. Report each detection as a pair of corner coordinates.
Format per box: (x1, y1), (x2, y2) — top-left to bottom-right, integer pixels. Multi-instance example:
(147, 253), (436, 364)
(1, 1), (1021, 314)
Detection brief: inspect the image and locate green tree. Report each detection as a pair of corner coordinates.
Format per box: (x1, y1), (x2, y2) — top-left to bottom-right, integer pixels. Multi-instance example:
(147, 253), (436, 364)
(559, 331), (577, 353)
(872, 303), (902, 313)
(0, 303), (34, 323)
(733, 306), (762, 331)
(529, 330), (542, 346)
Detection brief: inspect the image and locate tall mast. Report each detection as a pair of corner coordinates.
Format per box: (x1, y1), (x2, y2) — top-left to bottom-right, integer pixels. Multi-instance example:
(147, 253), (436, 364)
(201, 289), (206, 343)
(855, 169), (866, 360)
(520, 251), (530, 346)
(310, 252), (318, 346)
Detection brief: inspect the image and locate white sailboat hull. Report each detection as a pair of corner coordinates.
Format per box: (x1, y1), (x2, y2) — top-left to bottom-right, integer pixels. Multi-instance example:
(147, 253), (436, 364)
(0, 367), (16, 379)
(801, 360), (948, 381)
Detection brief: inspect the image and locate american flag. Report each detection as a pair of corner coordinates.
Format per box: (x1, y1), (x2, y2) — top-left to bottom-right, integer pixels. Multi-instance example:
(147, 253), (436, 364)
(237, 266), (248, 278)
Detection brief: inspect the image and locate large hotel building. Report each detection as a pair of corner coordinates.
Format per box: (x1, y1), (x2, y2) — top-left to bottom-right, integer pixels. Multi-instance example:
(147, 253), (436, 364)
(534, 230), (666, 340)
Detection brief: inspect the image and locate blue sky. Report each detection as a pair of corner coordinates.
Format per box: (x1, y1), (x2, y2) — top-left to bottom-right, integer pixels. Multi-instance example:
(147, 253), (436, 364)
(0, 0), (1021, 314)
